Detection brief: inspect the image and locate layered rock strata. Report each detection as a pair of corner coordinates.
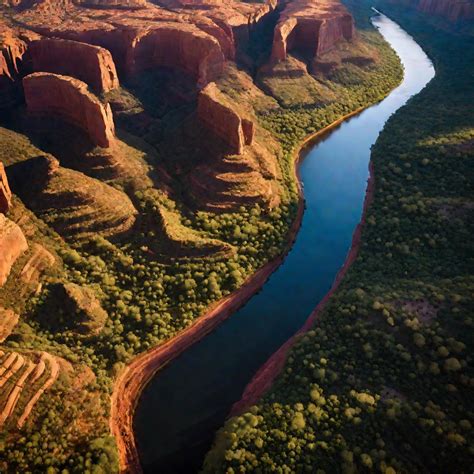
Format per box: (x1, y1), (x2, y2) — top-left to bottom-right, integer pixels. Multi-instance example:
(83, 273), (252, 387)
(0, 214), (28, 287)
(271, 0), (354, 62)
(6, 155), (137, 238)
(0, 23), (37, 107)
(23, 72), (116, 148)
(197, 82), (254, 155)
(28, 38), (119, 93)
(0, 163), (11, 214)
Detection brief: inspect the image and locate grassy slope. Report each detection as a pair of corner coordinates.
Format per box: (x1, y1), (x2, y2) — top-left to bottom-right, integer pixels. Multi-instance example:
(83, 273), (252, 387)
(203, 3), (474, 473)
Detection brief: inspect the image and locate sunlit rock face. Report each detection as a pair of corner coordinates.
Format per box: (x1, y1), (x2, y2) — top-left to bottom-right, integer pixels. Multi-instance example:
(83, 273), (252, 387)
(0, 214), (28, 287)
(197, 82), (255, 155)
(27, 38), (119, 93)
(271, 0), (354, 63)
(23, 72), (116, 148)
(0, 22), (39, 107)
(0, 163), (11, 215)
(127, 25), (225, 87)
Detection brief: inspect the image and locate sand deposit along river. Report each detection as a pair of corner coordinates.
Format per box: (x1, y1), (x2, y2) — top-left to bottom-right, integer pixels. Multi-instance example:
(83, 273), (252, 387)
(134, 12), (435, 473)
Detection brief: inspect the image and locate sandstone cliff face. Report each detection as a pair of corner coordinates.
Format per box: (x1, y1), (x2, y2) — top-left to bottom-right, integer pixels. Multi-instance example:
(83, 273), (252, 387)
(28, 38), (119, 93)
(10, 0), (277, 87)
(23, 72), (116, 148)
(0, 214), (28, 287)
(0, 23), (38, 107)
(198, 82), (254, 155)
(0, 163), (12, 214)
(129, 25), (225, 87)
(271, 0), (354, 62)
(75, 0), (147, 7)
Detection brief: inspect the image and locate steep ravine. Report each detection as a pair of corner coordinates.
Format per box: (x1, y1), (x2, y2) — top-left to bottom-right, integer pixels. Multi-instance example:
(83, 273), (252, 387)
(133, 12), (435, 474)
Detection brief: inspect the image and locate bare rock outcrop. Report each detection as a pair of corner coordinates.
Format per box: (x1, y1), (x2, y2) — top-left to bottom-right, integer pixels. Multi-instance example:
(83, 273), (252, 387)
(197, 82), (255, 155)
(0, 307), (19, 342)
(20, 243), (55, 288)
(23, 72), (116, 148)
(128, 25), (225, 87)
(270, 0), (354, 63)
(28, 38), (119, 93)
(0, 214), (28, 287)
(0, 163), (11, 214)
(6, 155), (137, 238)
(75, 0), (147, 7)
(0, 23), (38, 107)
(61, 283), (108, 335)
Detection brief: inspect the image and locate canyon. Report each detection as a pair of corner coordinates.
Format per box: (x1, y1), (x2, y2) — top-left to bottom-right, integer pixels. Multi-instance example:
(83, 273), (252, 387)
(23, 73), (116, 148)
(0, 0), (430, 472)
(27, 38), (119, 93)
(271, 0), (354, 62)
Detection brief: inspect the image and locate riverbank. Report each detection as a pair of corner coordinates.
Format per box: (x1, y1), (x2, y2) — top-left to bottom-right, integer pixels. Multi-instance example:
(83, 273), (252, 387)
(230, 159), (375, 415)
(109, 102), (377, 473)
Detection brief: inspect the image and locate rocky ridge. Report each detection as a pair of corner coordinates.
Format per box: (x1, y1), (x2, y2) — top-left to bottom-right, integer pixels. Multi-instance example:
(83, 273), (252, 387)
(23, 72), (116, 148)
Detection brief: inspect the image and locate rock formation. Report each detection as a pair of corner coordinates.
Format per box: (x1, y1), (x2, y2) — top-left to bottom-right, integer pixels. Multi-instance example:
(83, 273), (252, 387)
(0, 307), (19, 342)
(128, 25), (225, 87)
(6, 155), (137, 238)
(0, 23), (37, 107)
(20, 243), (55, 289)
(23, 72), (116, 148)
(197, 82), (255, 155)
(0, 163), (11, 214)
(61, 283), (108, 335)
(270, 0), (354, 63)
(28, 38), (119, 93)
(75, 0), (147, 7)
(9, 0), (277, 87)
(0, 214), (28, 287)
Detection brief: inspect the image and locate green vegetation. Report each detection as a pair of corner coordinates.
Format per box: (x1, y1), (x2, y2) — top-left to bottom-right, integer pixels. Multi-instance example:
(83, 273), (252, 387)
(0, 3), (404, 471)
(203, 3), (474, 473)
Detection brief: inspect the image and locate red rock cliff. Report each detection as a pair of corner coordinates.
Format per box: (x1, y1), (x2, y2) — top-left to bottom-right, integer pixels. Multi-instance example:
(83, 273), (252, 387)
(0, 214), (28, 287)
(197, 82), (254, 155)
(28, 38), (119, 93)
(75, 0), (147, 7)
(128, 24), (225, 87)
(23, 72), (116, 148)
(0, 23), (38, 107)
(271, 0), (354, 62)
(0, 163), (12, 214)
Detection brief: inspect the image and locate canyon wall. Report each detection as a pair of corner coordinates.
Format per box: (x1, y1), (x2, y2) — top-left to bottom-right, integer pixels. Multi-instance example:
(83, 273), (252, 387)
(28, 38), (119, 93)
(23, 72), (116, 148)
(0, 23), (38, 107)
(75, 0), (147, 7)
(197, 82), (254, 155)
(271, 0), (354, 62)
(128, 25), (225, 87)
(0, 214), (28, 287)
(0, 163), (11, 214)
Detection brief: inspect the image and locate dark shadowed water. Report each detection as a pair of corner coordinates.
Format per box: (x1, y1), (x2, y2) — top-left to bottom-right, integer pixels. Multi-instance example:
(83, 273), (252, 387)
(134, 13), (435, 474)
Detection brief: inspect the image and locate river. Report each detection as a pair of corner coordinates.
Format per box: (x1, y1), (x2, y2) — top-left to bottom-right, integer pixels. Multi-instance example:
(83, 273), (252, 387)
(133, 11), (435, 473)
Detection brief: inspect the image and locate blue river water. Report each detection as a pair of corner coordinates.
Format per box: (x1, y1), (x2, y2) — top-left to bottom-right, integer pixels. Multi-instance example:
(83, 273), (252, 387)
(134, 12), (435, 473)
